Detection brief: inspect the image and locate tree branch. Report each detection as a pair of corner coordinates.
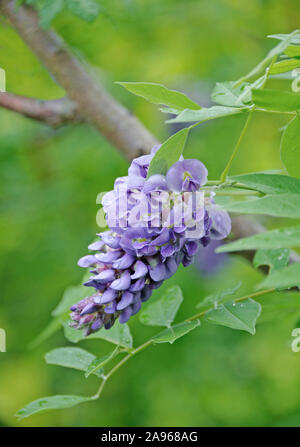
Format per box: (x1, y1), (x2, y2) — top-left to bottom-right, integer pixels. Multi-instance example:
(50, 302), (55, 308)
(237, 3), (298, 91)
(0, 92), (80, 126)
(0, 0), (157, 159)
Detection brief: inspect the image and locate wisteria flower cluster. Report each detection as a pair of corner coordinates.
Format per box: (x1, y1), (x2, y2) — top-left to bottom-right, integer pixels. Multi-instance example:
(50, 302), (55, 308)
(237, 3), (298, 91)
(70, 146), (231, 335)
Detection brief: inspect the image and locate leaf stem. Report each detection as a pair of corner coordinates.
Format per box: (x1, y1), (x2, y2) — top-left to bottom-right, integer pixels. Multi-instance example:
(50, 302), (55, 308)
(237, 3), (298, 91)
(220, 107), (255, 183)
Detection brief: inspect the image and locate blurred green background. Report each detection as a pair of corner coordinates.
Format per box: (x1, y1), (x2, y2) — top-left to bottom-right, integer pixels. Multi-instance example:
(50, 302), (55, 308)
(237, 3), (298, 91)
(1, 0), (300, 427)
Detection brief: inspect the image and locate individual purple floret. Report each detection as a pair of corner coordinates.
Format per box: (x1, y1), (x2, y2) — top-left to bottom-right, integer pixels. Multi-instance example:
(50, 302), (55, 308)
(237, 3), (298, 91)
(70, 147), (231, 335)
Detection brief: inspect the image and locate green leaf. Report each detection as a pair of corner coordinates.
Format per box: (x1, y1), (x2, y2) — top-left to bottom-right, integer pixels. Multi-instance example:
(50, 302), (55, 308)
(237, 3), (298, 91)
(147, 128), (189, 177)
(45, 347), (103, 377)
(152, 320), (200, 344)
(85, 346), (121, 378)
(117, 82), (201, 111)
(65, 0), (101, 22)
(139, 285), (183, 327)
(216, 225), (300, 253)
(52, 284), (88, 317)
(230, 172), (300, 195)
(285, 45), (300, 58)
(16, 395), (91, 420)
(219, 193), (300, 218)
(28, 316), (65, 349)
(205, 299), (261, 335)
(269, 58), (300, 75)
(35, 0), (64, 29)
(196, 282), (242, 310)
(236, 30), (299, 83)
(269, 33), (300, 46)
(166, 105), (246, 124)
(64, 320), (133, 348)
(281, 116), (300, 179)
(252, 88), (300, 112)
(258, 263), (300, 290)
(253, 248), (290, 272)
(211, 82), (246, 107)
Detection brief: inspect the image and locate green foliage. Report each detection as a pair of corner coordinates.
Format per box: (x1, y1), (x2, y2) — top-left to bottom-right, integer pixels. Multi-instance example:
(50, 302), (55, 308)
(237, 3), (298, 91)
(258, 263), (300, 290)
(253, 249), (290, 272)
(166, 105), (246, 124)
(231, 173), (300, 195)
(152, 320), (200, 344)
(220, 193), (300, 218)
(147, 128), (189, 177)
(25, 0), (101, 28)
(252, 88), (300, 112)
(139, 285), (183, 327)
(84, 346), (120, 378)
(281, 116), (300, 179)
(117, 82), (201, 111)
(64, 321), (133, 348)
(205, 299), (262, 335)
(216, 225), (300, 252)
(196, 283), (242, 310)
(45, 347), (103, 377)
(16, 395), (91, 420)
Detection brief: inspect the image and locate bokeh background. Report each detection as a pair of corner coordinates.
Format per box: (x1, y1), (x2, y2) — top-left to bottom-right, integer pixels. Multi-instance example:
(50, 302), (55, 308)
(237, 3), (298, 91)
(1, 0), (300, 427)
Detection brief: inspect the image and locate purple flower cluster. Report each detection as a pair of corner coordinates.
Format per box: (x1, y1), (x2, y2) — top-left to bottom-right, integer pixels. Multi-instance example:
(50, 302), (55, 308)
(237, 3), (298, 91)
(70, 146), (231, 335)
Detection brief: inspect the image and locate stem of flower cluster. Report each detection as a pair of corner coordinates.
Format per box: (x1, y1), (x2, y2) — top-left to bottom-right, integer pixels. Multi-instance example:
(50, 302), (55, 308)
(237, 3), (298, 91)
(219, 107), (255, 183)
(91, 287), (275, 400)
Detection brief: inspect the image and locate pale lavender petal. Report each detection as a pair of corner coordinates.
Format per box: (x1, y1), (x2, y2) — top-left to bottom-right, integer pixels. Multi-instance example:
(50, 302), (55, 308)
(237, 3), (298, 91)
(161, 244), (176, 258)
(91, 318), (103, 331)
(110, 271), (131, 290)
(78, 255), (98, 268)
(93, 269), (115, 283)
(113, 253), (135, 269)
(98, 288), (117, 304)
(97, 250), (122, 263)
(131, 260), (148, 279)
(88, 240), (105, 251)
(143, 174), (168, 194)
(166, 159), (208, 192)
(116, 291), (134, 310)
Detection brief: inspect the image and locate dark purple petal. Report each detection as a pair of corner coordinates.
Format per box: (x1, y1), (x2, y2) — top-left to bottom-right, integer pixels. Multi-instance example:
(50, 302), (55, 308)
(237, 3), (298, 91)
(131, 298), (141, 316)
(119, 306), (133, 324)
(150, 280), (164, 289)
(91, 318), (103, 331)
(165, 256), (178, 279)
(131, 260), (148, 279)
(104, 300), (117, 314)
(110, 271), (131, 290)
(149, 262), (167, 281)
(150, 228), (171, 246)
(80, 303), (99, 316)
(185, 241), (199, 256)
(78, 255), (98, 268)
(141, 285), (152, 302)
(161, 244), (176, 258)
(116, 291), (134, 310)
(129, 277), (145, 292)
